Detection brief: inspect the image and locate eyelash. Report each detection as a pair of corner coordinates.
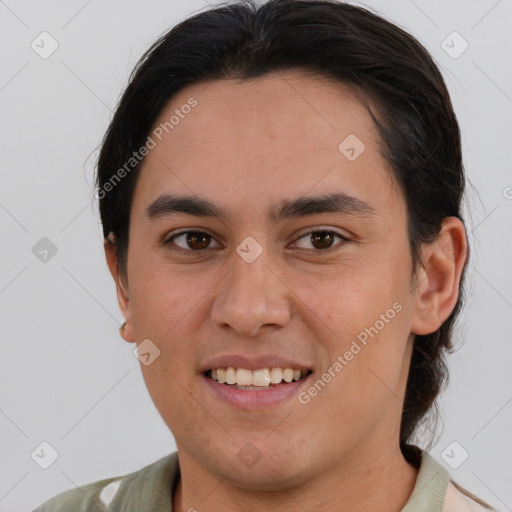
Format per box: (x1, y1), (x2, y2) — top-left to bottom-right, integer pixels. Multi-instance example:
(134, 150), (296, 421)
(164, 229), (351, 256)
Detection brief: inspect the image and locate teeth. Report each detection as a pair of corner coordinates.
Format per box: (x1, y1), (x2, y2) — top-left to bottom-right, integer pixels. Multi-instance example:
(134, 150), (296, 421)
(253, 369), (270, 386)
(282, 368), (294, 383)
(209, 367), (309, 387)
(236, 368), (253, 386)
(269, 367), (282, 384)
(225, 367), (236, 385)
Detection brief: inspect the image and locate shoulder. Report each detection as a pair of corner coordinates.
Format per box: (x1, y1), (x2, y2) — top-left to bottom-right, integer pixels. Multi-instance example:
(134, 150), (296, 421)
(401, 445), (499, 512)
(31, 452), (179, 512)
(31, 477), (123, 512)
(443, 480), (498, 512)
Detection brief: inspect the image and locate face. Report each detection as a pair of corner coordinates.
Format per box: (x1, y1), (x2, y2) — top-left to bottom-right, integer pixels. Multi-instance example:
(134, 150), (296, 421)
(113, 70), (422, 489)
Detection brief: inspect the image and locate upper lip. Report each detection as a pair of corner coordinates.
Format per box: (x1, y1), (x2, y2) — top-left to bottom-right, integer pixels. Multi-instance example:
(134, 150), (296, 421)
(200, 354), (312, 373)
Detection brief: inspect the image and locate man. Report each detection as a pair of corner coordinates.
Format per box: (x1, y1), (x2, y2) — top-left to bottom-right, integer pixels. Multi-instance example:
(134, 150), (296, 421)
(33, 0), (496, 510)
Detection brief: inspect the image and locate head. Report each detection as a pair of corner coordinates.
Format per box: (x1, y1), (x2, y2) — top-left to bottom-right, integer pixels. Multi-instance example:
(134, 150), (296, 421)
(97, 0), (468, 487)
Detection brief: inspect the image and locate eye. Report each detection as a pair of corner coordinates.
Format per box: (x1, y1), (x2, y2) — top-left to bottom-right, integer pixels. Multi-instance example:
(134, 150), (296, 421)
(164, 228), (351, 256)
(291, 230), (350, 253)
(165, 230), (222, 254)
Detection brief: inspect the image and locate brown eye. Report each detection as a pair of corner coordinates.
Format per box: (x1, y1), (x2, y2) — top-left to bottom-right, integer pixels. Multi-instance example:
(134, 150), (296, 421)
(310, 231), (336, 249)
(292, 229), (350, 253)
(166, 230), (221, 253)
(185, 231), (211, 250)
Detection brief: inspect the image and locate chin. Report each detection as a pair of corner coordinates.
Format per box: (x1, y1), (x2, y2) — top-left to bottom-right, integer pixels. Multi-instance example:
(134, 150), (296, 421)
(225, 463), (309, 492)
(211, 443), (313, 491)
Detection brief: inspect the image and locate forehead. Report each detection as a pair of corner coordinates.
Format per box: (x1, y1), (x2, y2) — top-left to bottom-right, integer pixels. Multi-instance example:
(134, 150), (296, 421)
(131, 69), (404, 223)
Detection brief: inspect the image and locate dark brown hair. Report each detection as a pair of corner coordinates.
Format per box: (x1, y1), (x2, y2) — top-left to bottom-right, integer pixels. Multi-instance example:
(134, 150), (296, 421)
(95, 0), (469, 457)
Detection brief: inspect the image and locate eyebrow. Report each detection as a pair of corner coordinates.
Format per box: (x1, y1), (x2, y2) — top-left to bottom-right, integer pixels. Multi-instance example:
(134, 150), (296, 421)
(145, 192), (376, 223)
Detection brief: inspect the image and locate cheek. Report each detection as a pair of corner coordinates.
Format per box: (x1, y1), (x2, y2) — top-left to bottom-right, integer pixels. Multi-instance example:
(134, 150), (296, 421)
(299, 324), (411, 453)
(128, 255), (213, 334)
(128, 267), (203, 398)
(296, 262), (407, 335)
(138, 362), (207, 447)
(294, 262), (412, 424)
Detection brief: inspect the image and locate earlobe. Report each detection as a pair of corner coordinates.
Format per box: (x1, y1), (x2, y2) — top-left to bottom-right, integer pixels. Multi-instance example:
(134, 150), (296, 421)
(410, 217), (468, 336)
(104, 234), (136, 343)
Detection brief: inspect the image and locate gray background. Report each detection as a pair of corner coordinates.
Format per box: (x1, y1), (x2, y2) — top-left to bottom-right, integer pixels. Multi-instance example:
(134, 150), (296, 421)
(0, 1), (511, 511)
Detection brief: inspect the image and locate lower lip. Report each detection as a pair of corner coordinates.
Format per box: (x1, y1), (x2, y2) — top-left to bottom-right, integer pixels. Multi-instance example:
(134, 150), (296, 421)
(203, 374), (312, 409)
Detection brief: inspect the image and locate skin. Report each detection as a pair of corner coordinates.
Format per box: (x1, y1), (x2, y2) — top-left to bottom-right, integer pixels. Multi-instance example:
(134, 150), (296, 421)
(105, 69), (467, 511)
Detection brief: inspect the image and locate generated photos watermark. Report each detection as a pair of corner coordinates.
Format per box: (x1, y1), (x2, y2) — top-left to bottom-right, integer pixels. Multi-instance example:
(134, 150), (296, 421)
(95, 97), (198, 200)
(298, 301), (403, 404)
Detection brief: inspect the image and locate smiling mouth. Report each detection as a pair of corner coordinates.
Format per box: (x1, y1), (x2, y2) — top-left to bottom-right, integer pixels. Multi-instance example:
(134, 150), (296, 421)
(205, 367), (313, 390)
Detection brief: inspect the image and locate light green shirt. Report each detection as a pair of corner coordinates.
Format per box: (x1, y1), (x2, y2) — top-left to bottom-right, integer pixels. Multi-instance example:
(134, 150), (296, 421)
(32, 447), (495, 511)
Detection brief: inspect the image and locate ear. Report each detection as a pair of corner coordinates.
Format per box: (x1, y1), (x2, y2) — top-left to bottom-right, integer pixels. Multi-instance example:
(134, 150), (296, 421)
(410, 217), (468, 335)
(104, 233), (136, 343)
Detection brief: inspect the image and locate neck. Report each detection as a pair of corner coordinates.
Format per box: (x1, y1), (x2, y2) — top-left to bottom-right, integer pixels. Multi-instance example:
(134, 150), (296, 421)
(173, 440), (419, 512)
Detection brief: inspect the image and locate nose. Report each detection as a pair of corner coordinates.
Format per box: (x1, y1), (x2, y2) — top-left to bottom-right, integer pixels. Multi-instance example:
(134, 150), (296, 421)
(210, 250), (292, 337)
